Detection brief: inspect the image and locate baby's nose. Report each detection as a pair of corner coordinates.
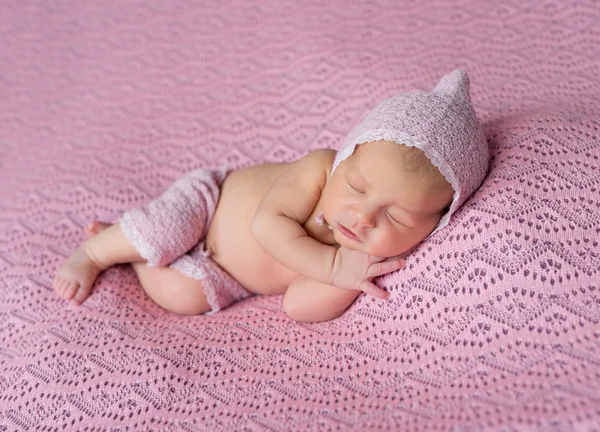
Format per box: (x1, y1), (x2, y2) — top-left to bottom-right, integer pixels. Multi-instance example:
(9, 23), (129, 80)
(353, 208), (375, 228)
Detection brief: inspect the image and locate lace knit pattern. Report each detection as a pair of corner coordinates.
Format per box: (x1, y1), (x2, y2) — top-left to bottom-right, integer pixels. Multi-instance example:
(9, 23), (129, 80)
(1, 0), (599, 430)
(119, 167), (227, 267)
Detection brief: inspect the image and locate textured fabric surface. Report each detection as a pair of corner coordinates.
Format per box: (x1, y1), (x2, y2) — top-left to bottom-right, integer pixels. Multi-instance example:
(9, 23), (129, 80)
(120, 167), (227, 268)
(170, 241), (254, 314)
(1, 1), (599, 431)
(332, 69), (489, 234)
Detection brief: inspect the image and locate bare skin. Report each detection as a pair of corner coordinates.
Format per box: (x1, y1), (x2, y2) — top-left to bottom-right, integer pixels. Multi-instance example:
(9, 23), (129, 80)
(53, 141), (454, 321)
(53, 245), (103, 305)
(53, 222), (210, 315)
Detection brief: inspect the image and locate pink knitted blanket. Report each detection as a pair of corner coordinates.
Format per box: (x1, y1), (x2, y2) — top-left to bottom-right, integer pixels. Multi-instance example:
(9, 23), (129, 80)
(1, 1), (599, 430)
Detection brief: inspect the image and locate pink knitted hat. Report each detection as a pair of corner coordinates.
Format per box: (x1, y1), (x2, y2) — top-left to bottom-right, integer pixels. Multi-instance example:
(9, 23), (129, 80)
(332, 69), (489, 234)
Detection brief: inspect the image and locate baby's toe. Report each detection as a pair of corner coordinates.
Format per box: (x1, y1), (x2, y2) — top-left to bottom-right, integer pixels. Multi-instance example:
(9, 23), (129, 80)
(53, 276), (68, 295)
(52, 276), (62, 293)
(84, 221), (110, 238)
(83, 223), (95, 238)
(71, 283), (91, 305)
(62, 281), (80, 301)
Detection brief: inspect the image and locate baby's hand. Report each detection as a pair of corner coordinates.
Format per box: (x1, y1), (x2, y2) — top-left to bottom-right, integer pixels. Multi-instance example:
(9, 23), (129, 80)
(331, 247), (406, 300)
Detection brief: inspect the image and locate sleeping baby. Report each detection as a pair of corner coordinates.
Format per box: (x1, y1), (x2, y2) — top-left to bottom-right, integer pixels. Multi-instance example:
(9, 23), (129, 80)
(53, 69), (489, 322)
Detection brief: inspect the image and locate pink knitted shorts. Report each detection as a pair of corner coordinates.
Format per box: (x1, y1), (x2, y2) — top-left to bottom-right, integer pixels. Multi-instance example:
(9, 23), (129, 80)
(119, 167), (253, 313)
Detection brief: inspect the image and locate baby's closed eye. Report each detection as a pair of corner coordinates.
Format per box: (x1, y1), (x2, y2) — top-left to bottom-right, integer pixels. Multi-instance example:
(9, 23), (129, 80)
(385, 210), (401, 225)
(347, 179), (365, 194)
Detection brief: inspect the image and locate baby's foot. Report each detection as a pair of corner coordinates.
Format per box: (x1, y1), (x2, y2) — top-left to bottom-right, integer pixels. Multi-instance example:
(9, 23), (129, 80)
(84, 221), (111, 238)
(53, 224), (110, 305)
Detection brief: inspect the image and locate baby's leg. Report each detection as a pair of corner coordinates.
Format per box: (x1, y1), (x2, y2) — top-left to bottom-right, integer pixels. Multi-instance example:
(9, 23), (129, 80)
(53, 167), (227, 306)
(120, 167), (227, 267)
(57, 222), (209, 314)
(131, 262), (210, 315)
(53, 222), (145, 305)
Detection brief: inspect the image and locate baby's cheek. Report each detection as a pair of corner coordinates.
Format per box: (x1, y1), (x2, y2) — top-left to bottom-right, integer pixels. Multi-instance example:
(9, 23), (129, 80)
(370, 230), (408, 257)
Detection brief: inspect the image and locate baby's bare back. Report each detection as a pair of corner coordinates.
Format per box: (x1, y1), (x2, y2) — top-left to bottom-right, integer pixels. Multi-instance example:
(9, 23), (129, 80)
(205, 150), (336, 295)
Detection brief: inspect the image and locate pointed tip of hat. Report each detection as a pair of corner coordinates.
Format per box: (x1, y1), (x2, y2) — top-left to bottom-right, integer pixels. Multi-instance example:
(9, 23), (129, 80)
(434, 69), (470, 94)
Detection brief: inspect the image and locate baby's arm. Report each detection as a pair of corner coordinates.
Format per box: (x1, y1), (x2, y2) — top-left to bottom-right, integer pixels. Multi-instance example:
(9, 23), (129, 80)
(251, 150), (398, 298)
(282, 277), (361, 322)
(250, 150), (338, 283)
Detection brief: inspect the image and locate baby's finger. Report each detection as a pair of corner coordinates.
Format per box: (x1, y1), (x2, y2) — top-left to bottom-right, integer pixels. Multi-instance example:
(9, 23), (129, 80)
(366, 258), (406, 278)
(384, 253), (408, 262)
(358, 280), (390, 300)
(368, 254), (387, 263)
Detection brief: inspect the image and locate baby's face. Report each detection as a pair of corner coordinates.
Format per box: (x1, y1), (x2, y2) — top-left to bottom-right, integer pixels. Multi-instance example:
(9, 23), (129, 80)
(322, 140), (454, 258)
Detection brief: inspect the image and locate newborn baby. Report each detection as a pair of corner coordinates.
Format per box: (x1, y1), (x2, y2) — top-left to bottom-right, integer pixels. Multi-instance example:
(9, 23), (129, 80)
(53, 69), (488, 322)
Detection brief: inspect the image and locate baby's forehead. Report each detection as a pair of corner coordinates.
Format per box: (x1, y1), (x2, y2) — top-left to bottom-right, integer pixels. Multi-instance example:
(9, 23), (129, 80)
(353, 140), (431, 173)
(351, 141), (453, 194)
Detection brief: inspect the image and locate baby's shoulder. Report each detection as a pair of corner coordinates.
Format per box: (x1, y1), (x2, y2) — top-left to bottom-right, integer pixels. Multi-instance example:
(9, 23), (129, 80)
(294, 148), (336, 178)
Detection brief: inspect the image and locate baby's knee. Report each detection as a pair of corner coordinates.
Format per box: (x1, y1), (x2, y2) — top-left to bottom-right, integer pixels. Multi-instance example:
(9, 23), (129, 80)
(138, 268), (211, 315)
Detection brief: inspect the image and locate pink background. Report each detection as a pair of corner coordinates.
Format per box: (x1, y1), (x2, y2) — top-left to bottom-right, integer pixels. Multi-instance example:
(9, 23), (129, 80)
(1, 0), (599, 430)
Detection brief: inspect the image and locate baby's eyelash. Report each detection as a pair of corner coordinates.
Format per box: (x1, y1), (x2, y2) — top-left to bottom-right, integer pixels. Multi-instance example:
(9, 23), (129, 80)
(347, 180), (365, 194)
(386, 211), (401, 225)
